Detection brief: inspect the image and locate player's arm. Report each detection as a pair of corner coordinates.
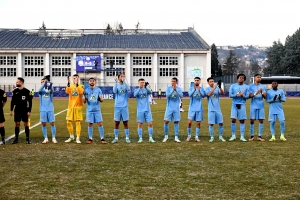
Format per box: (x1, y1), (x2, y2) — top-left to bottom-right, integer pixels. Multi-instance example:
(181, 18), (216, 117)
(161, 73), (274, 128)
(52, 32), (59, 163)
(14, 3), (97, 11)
(242, 87), (250, 99)
(266, 91), (274, 103)
(27, 91), (33, 113)
(279, 90), (286, 102)
(113, 83), (118, 94)
(2, 92), (7, 108)
(165, 87), (172, 98)
(133, 88), (140, 98)
(77, 84), (84, 95)
(200, 87), (206, 97)
(229, 85), (236, 98)
(10, 91), (15, 115)
(124, 81), (131, 92)
(37, 82), (46, 94)
(188, 87), (196, 97)
(249, 86), (255, 98)
(98, 89), (103, 102)
(176, 87), (183, 98)
(146, 86), (152, 94)
(206, 85), (217, 97)
(262, 86), (267, 99)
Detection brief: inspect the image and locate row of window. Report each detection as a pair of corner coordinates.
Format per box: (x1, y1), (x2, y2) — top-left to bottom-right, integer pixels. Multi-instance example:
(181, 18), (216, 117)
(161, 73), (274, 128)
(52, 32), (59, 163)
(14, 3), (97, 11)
(0, 67), (178, 77)
(0, 56), (179, 66)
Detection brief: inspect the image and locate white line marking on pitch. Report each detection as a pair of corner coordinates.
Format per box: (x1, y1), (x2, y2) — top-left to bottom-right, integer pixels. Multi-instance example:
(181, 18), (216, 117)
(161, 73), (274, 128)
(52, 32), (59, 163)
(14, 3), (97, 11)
(4, 109), (67, 142)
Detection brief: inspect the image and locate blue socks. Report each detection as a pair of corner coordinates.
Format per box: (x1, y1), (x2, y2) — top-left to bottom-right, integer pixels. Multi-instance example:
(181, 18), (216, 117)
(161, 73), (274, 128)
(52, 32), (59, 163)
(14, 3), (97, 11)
(258, 123), (264, 136)
(240, 124), (245, 137)
(148, 127), (153, 137)
(42, 126), (47, 139)
(231, 122), (236, 135)
(209, 126), (213, 137)
(219, 126), (224, 136)
(51, 125), (56, 138)
(187, 128), (191, 136)
(114, 129), (119, 139)
(125, 129), (130, 139)
(280, 121), (285, 135)
(164, 124), (169, 136)
(138, 128), (142, 138)
(98, 126), (104, 139)
(174, 124), (179, 137)
(196, 128), (200, 137)
(250, 124), (254, 137)
(270, 122), (275, 136)
(88, 126), (93, 139)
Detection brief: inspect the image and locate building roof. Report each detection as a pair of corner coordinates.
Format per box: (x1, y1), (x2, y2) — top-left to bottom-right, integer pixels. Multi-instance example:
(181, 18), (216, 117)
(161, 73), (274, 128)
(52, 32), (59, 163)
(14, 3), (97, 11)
(0, 28), (210, 51)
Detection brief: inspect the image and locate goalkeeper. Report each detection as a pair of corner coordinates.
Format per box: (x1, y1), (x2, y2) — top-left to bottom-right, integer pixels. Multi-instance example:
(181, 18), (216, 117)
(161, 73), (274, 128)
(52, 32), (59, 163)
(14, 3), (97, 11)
(65, 74), (84, 144)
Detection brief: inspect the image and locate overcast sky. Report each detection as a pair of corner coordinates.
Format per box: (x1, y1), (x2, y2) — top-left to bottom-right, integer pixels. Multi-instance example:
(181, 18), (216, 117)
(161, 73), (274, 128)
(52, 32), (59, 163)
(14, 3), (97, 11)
(0, 0), (299, 46)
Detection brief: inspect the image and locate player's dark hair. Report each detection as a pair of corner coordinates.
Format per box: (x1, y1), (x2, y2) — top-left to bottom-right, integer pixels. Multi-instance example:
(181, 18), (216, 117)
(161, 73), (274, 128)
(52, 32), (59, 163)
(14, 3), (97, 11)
(73, 74), (79, 77)
(254, 73), (261, 77)
(117, 72), (125, 78)
(237, 73), (246, 81)
(207, 77), (214, 82)
(172, 77), (178, 83)
(272, 80), (278, 83)
(138, 78), (145, 82)
(194, 77), (201, 80)
(89, 77), (95, 81)
(17, 77), (24, 83)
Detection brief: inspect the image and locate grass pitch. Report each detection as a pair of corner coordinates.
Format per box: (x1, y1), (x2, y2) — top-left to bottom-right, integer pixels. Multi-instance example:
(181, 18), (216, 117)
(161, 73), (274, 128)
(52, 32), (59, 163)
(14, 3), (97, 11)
(1, 98), (300, 199)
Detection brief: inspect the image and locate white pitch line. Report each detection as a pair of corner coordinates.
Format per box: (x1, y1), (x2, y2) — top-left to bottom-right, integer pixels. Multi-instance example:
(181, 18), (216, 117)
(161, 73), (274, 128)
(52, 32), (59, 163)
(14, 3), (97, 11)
(4, 109), (67, 142)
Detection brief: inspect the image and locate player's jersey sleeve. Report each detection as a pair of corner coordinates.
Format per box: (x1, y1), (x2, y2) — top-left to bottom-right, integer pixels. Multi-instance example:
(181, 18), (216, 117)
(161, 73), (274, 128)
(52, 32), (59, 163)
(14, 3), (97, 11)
(229, 84), (236, 98)
(200, 87), (206, 97)
(133, 88), (140, 98)
(188, 87), (195, 97)
(280, 89), (286, 102)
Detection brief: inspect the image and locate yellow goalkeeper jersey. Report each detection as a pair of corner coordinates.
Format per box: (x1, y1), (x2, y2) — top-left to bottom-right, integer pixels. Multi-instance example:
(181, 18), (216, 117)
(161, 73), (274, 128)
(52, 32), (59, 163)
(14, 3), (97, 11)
(65, 84), (84, 109)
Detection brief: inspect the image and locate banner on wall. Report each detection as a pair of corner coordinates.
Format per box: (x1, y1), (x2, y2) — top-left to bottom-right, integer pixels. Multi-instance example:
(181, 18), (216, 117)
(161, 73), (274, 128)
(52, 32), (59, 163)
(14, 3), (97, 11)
(186, 66), (203, 78)
(76, 55), (101, 72)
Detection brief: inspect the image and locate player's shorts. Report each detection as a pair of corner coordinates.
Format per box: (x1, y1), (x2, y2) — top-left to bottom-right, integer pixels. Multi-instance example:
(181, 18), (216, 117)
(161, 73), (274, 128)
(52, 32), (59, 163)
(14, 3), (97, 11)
(86, 111), (103, 123)
(250, 108), (265, 120)
(208, 111), (223, 124)
(66, 108), (83, 121)
(164, 110), (181, 122)
(188, 110), (203, 122)
(230, 104), (247, 120)
(14, 110), (29, 122)
(268, 113), (285, 122)
(114, 107), (129, 122)
(40, 111), (55, 123)
(137, 111), (153, 123)
(0, 108), (5, 123)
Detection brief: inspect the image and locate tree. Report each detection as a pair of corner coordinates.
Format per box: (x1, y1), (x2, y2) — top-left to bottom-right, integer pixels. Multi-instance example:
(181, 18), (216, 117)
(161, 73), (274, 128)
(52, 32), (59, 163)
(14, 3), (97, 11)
(222, 50), (240, 75)
(211, 43), (222, 77)
(134, 21), (140, 34)
(263, 40), (285, 75)
(115, 22), (124, 34)
(105, 23), (113, 35)
(39, 21), (46, 30)
(38, 21), (48, 36)
(250, 60), (261, 75)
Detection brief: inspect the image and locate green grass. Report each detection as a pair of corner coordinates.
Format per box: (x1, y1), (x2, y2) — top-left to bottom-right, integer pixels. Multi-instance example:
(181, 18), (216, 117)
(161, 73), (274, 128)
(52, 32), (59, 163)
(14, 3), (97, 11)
(1, 98), (300, 199)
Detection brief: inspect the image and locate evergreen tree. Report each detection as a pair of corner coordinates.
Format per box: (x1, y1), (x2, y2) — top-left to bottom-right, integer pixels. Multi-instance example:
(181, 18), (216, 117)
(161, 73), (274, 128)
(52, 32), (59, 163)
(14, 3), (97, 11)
(264, 40), (285, 75)
(222, 50), (240, 75)
(105, 23), (113, 35)
(211, 43), (222, 76)
(250, 60), (261, 75)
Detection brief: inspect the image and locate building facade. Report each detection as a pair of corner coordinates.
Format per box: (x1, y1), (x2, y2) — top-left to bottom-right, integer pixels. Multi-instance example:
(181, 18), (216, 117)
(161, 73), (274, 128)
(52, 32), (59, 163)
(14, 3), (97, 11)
(0, 28), (211, 91)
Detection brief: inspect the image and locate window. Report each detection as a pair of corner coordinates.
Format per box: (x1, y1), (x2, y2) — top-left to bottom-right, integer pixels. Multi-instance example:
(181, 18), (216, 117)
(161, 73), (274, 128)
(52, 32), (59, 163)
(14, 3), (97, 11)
(24, 56), (44, 65)
(25, 68), (44, 77)
(0, 56), (17, 65)
(0, 68), (6, 76)
(133, 68), (152, 76)
(133, 56), (152, 65)
(159, 56), (178, 65)
(51, 68), (71, 77)
(105, 68), (124, 76)
(7, 68), (16, 76)
(105, 56), (125, 66)
(159, 68), (178, 76)
(51, 56), (71, 65)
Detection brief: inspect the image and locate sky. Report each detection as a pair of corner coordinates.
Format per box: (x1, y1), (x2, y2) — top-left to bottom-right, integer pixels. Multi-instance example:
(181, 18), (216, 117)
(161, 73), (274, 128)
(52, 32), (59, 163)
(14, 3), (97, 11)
(0, 0), (299, 46)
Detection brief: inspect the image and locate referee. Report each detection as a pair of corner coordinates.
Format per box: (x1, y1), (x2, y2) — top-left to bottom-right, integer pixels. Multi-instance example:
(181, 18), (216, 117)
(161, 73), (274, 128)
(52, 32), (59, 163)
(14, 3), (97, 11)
(0, 88), (7, 144)
(10, 77), (33, 144)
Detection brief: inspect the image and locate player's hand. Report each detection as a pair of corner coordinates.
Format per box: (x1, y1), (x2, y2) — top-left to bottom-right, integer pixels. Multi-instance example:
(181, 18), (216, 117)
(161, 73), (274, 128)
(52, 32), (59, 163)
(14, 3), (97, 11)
(258, 88), (262, 93)
(27, 112), (31, 117)
(10, 111), (13, 116)
(217, 80), (222, 88)
(273, 95), (278, 101)
(114, 76), (118, 82)
(172, 85), (176, 91)
(278, 94), (281, 101)
(213, 83), (218, 89)
(67, 76), (70, 87)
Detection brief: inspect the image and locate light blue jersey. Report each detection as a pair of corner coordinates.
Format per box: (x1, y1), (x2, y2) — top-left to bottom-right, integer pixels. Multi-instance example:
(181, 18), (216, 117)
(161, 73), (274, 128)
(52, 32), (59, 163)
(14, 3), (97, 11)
(266, 89), (286, 115)
(84, 87), (103, 112)
(134, 87), (152, 112)
(165, 86), (183, 112)
(113, 82), (130, 108)
(229, 83), (249, 104)
(188, 87), (205, 112)
(205, 87), (221, 112)
(249, 83), (266, 109)
(38, 82), (54, 112)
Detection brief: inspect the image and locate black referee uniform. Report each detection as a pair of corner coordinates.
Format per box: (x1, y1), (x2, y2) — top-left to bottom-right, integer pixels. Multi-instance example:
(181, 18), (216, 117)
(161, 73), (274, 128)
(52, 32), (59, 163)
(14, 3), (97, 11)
(10, 88), (32, 144)
(0, 89), (7, 144)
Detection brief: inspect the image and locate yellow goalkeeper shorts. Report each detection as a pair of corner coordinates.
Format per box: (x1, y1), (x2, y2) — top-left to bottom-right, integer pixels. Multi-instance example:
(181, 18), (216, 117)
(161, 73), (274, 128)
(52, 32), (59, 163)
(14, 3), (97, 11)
(66, 108), (83, 121)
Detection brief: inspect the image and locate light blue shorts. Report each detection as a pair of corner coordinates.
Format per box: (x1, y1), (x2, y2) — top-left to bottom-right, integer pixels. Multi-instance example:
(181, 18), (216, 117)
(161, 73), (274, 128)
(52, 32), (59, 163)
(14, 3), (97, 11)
(250, 108), (265, 120)
(208, 111), (223, 124)
(86, 111), (103, 123)
(230, 104), (247, 120)
(268, 113), (285, 122)
(188, 110), (203, 122)
(40, 111), (55, 123)
(114, 107), (129, 122)
(164, 110), (181, 122)
(137, 111), (153, 123)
